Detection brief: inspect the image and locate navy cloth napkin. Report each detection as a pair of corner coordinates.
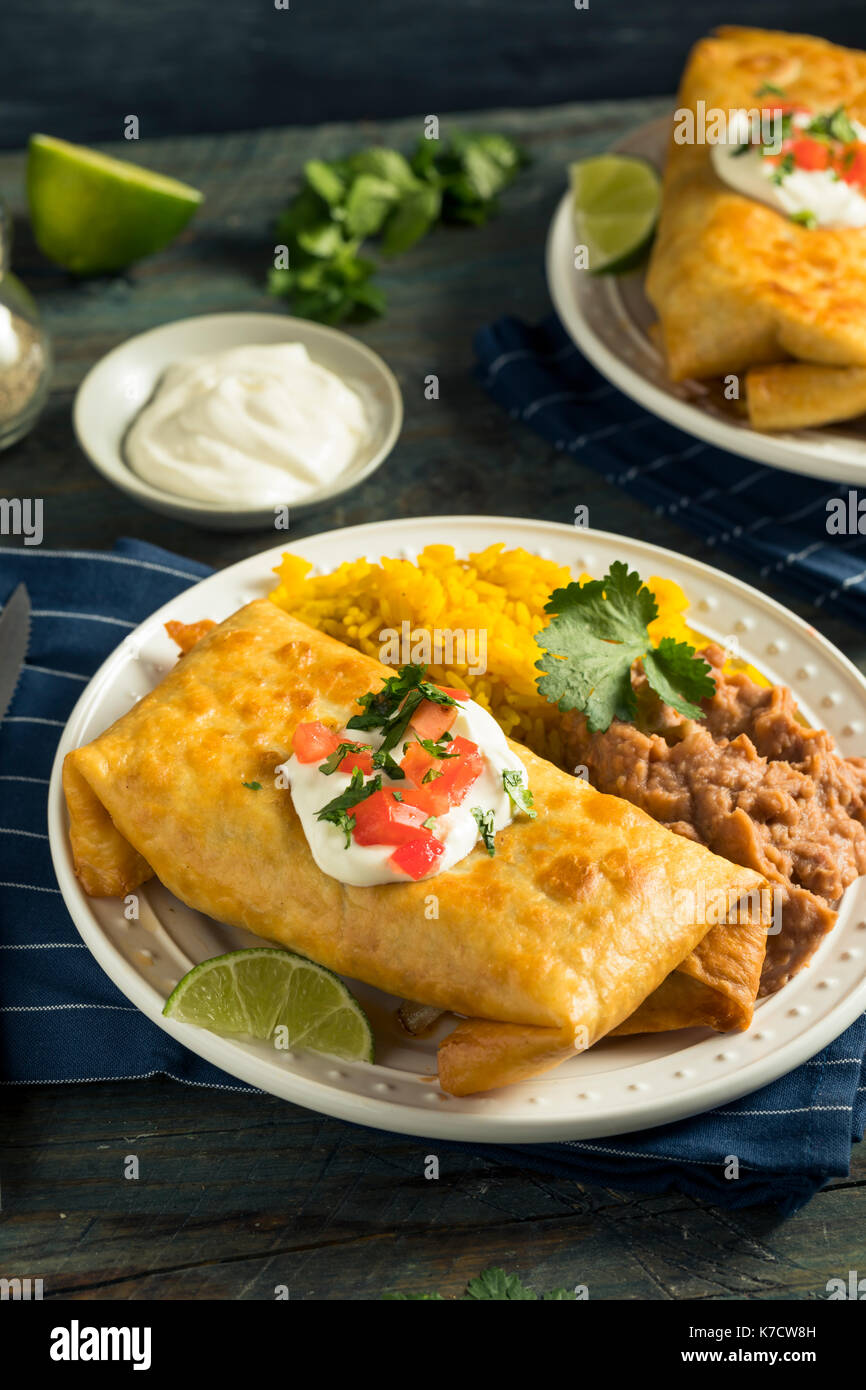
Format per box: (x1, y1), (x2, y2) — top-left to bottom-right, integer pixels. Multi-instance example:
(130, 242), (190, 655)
(475, 313), (866, 626)
(1, 538), (864, 1213)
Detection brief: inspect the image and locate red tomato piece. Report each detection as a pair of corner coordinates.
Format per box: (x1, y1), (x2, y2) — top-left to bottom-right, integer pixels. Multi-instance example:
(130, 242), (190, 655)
(410, 697), (458, 743)
(352, 789), (432, 846)
(433, 735), (483, 806)
(389, 836), (446, 880)
(790, 136), (831, 171)
(840, 145), (866, 187)
(400, 740), (441, 786)
(339, 749), (374, 775)
(437, 686), (470, 701)
(293, 721), (340, 763)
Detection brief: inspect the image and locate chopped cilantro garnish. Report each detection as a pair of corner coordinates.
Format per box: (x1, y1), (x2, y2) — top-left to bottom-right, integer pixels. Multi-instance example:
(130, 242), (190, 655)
(471, 807), (496, 856)
(534, 561), (716, 734)
(242, 781), (262, 791)
(347, 665), (458, 755)
(315, 768), (382, 847)
(790, 209), (818, 228)
(392, 790), (403, 802)
(319, 740), (369, 775)
(770, 152), (795, 185)
(807, 106), (858, 145)
(413, 732), (458, 759)
(755, 82), (786, 98)
(502, 770), (536, 819)
(422, 815), (438, 831)
(422, 767), (443, 783)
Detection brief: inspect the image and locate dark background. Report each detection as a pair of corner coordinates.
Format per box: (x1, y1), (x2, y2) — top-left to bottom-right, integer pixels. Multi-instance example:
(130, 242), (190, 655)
(0, 0), (864, 150)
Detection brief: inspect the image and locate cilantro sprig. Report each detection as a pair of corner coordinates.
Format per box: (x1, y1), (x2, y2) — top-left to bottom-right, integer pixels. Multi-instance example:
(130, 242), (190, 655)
(315, 768), (382, 847)
(471, 807), (497, 857)
(347, 665), (458, 755)
(318, 739), (405, 780)
(268, 132), (526, 324)
(502, 769), (536, 819)
(534, 562), (716, 733)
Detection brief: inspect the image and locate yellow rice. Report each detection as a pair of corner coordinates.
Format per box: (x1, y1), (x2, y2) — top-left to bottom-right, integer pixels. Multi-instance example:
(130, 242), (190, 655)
(269, 542), (716, 765)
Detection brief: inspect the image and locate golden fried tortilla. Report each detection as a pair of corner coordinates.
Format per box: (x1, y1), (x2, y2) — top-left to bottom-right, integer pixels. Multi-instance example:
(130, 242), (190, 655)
(646, 27), (866, 428)
(63, 601), (766, 1093)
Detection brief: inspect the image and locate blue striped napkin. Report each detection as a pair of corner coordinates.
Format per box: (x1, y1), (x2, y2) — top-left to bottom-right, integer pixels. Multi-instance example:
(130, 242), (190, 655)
(1, 538), (864, 1211)
(475, 314), (866, 624)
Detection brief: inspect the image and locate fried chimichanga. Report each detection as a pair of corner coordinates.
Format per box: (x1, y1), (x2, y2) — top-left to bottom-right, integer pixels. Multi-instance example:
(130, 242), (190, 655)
(646, 28), (866, 429)
(63, 601), (766, 1093)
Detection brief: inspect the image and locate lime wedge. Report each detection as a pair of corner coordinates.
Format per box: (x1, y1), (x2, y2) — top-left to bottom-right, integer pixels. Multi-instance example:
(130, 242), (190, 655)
(569, 154), (660, 275)
(163, 947), (374, 1063)
(27, 133), (203, 275)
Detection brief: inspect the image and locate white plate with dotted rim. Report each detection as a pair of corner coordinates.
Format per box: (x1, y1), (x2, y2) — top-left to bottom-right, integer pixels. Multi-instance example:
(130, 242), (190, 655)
(546, 116), (866, 486)
(48, 515), (866, 1142)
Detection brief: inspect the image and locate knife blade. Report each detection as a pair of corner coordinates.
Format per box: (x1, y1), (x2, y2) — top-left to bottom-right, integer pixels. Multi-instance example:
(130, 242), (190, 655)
(0, 583), (31, 724)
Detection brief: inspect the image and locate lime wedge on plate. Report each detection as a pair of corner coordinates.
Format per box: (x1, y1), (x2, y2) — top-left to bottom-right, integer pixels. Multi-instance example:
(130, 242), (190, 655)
(163, 947), (374, 1063)
(569, 154), (660, 274)
(27, 133), (203, 275)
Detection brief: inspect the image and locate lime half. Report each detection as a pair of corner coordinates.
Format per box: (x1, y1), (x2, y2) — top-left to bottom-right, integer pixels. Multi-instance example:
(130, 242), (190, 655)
(163, 948), (374, 1063)
(27, 133), (203, 275)
(569, 154), (660, 275)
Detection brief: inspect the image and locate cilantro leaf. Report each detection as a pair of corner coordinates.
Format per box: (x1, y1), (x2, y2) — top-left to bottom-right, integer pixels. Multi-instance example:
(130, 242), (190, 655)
(502, 769), (536, 818)
(534, 562), (715, 733)
(242, 781), (262, 791)
(412, 732), (458, 759)
(471, 807), (496, 857)
(641, 638), (716, 720)
(315, 768), (382, 846)
(463, 1268), (536, 1301)
(319, 740), (370, 775)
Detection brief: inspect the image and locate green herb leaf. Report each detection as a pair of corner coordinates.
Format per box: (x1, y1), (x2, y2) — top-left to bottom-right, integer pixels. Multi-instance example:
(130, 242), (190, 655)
(343, 173), (401, 239)
(755, 81), (786, 97)
(319, 740), (369, 775)
(381, 183), (442, 254)
(315, 768), (382, 846)
(502, 769), (536, 818)
(303, 159), (346, 208)
(414, 732), (458, 759)
(790, 209), (818, 228)
(422, 767), (443, 783)
(463, 1268), (536, 1301)
(242, 781), (262, 791)
(471, 807), (496, 857)
(534, 562), (715, 733)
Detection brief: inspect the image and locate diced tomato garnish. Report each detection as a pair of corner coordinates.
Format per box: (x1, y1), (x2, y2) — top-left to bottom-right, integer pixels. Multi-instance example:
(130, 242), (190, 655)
(410, 697), (458, 743)
(389, 836), (446, 880)
(293, 721), (340, 764)
(790, 136), (831, 171)
(401, 735), (483, 815)
(437, 686), (470, 701)
(339, 749), (374, 775)
(434, 734), (483, 803)
(839, 144), (866, 187)
(352, 789), (432, 846)
(400, 740), (441, 786)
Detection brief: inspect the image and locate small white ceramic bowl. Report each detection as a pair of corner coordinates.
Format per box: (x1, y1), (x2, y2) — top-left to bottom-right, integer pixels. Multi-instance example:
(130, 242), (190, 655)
(73, 311), (404, 530)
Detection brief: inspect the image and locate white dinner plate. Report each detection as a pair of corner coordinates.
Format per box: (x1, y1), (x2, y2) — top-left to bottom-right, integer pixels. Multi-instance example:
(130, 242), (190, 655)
(48, 516), (866, 1142)
(546, 116), (866, 485)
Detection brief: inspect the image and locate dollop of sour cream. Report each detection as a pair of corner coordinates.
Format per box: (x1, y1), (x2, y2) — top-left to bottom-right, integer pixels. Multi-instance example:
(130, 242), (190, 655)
(712, 108), (866, 228)
(280, 699), (529, 887)
(125, 342), (372, 505)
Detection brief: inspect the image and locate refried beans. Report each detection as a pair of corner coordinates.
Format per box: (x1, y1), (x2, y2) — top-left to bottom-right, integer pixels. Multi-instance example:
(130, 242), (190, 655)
(562, 644), (866, 993)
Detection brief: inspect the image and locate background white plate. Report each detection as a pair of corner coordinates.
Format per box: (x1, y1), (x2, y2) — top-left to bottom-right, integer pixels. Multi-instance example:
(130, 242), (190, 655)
(546, 116), (866, 486)
(48, 516), (866, 1142)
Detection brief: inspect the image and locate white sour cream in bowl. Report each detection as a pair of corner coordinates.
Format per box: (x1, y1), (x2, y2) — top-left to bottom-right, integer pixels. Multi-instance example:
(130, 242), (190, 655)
(125, 341), (373, 505)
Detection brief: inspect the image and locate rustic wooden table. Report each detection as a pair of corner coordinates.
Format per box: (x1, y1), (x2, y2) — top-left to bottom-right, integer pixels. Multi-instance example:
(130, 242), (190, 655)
(1, 98), (864, 1300)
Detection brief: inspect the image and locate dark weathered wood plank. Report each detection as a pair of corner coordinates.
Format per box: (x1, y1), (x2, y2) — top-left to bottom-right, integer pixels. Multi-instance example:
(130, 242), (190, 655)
(1, 1081), (864, 1299)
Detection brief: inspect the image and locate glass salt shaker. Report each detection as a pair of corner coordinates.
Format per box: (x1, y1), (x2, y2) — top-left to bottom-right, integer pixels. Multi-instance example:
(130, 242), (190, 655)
(0, 204), (52, 451)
